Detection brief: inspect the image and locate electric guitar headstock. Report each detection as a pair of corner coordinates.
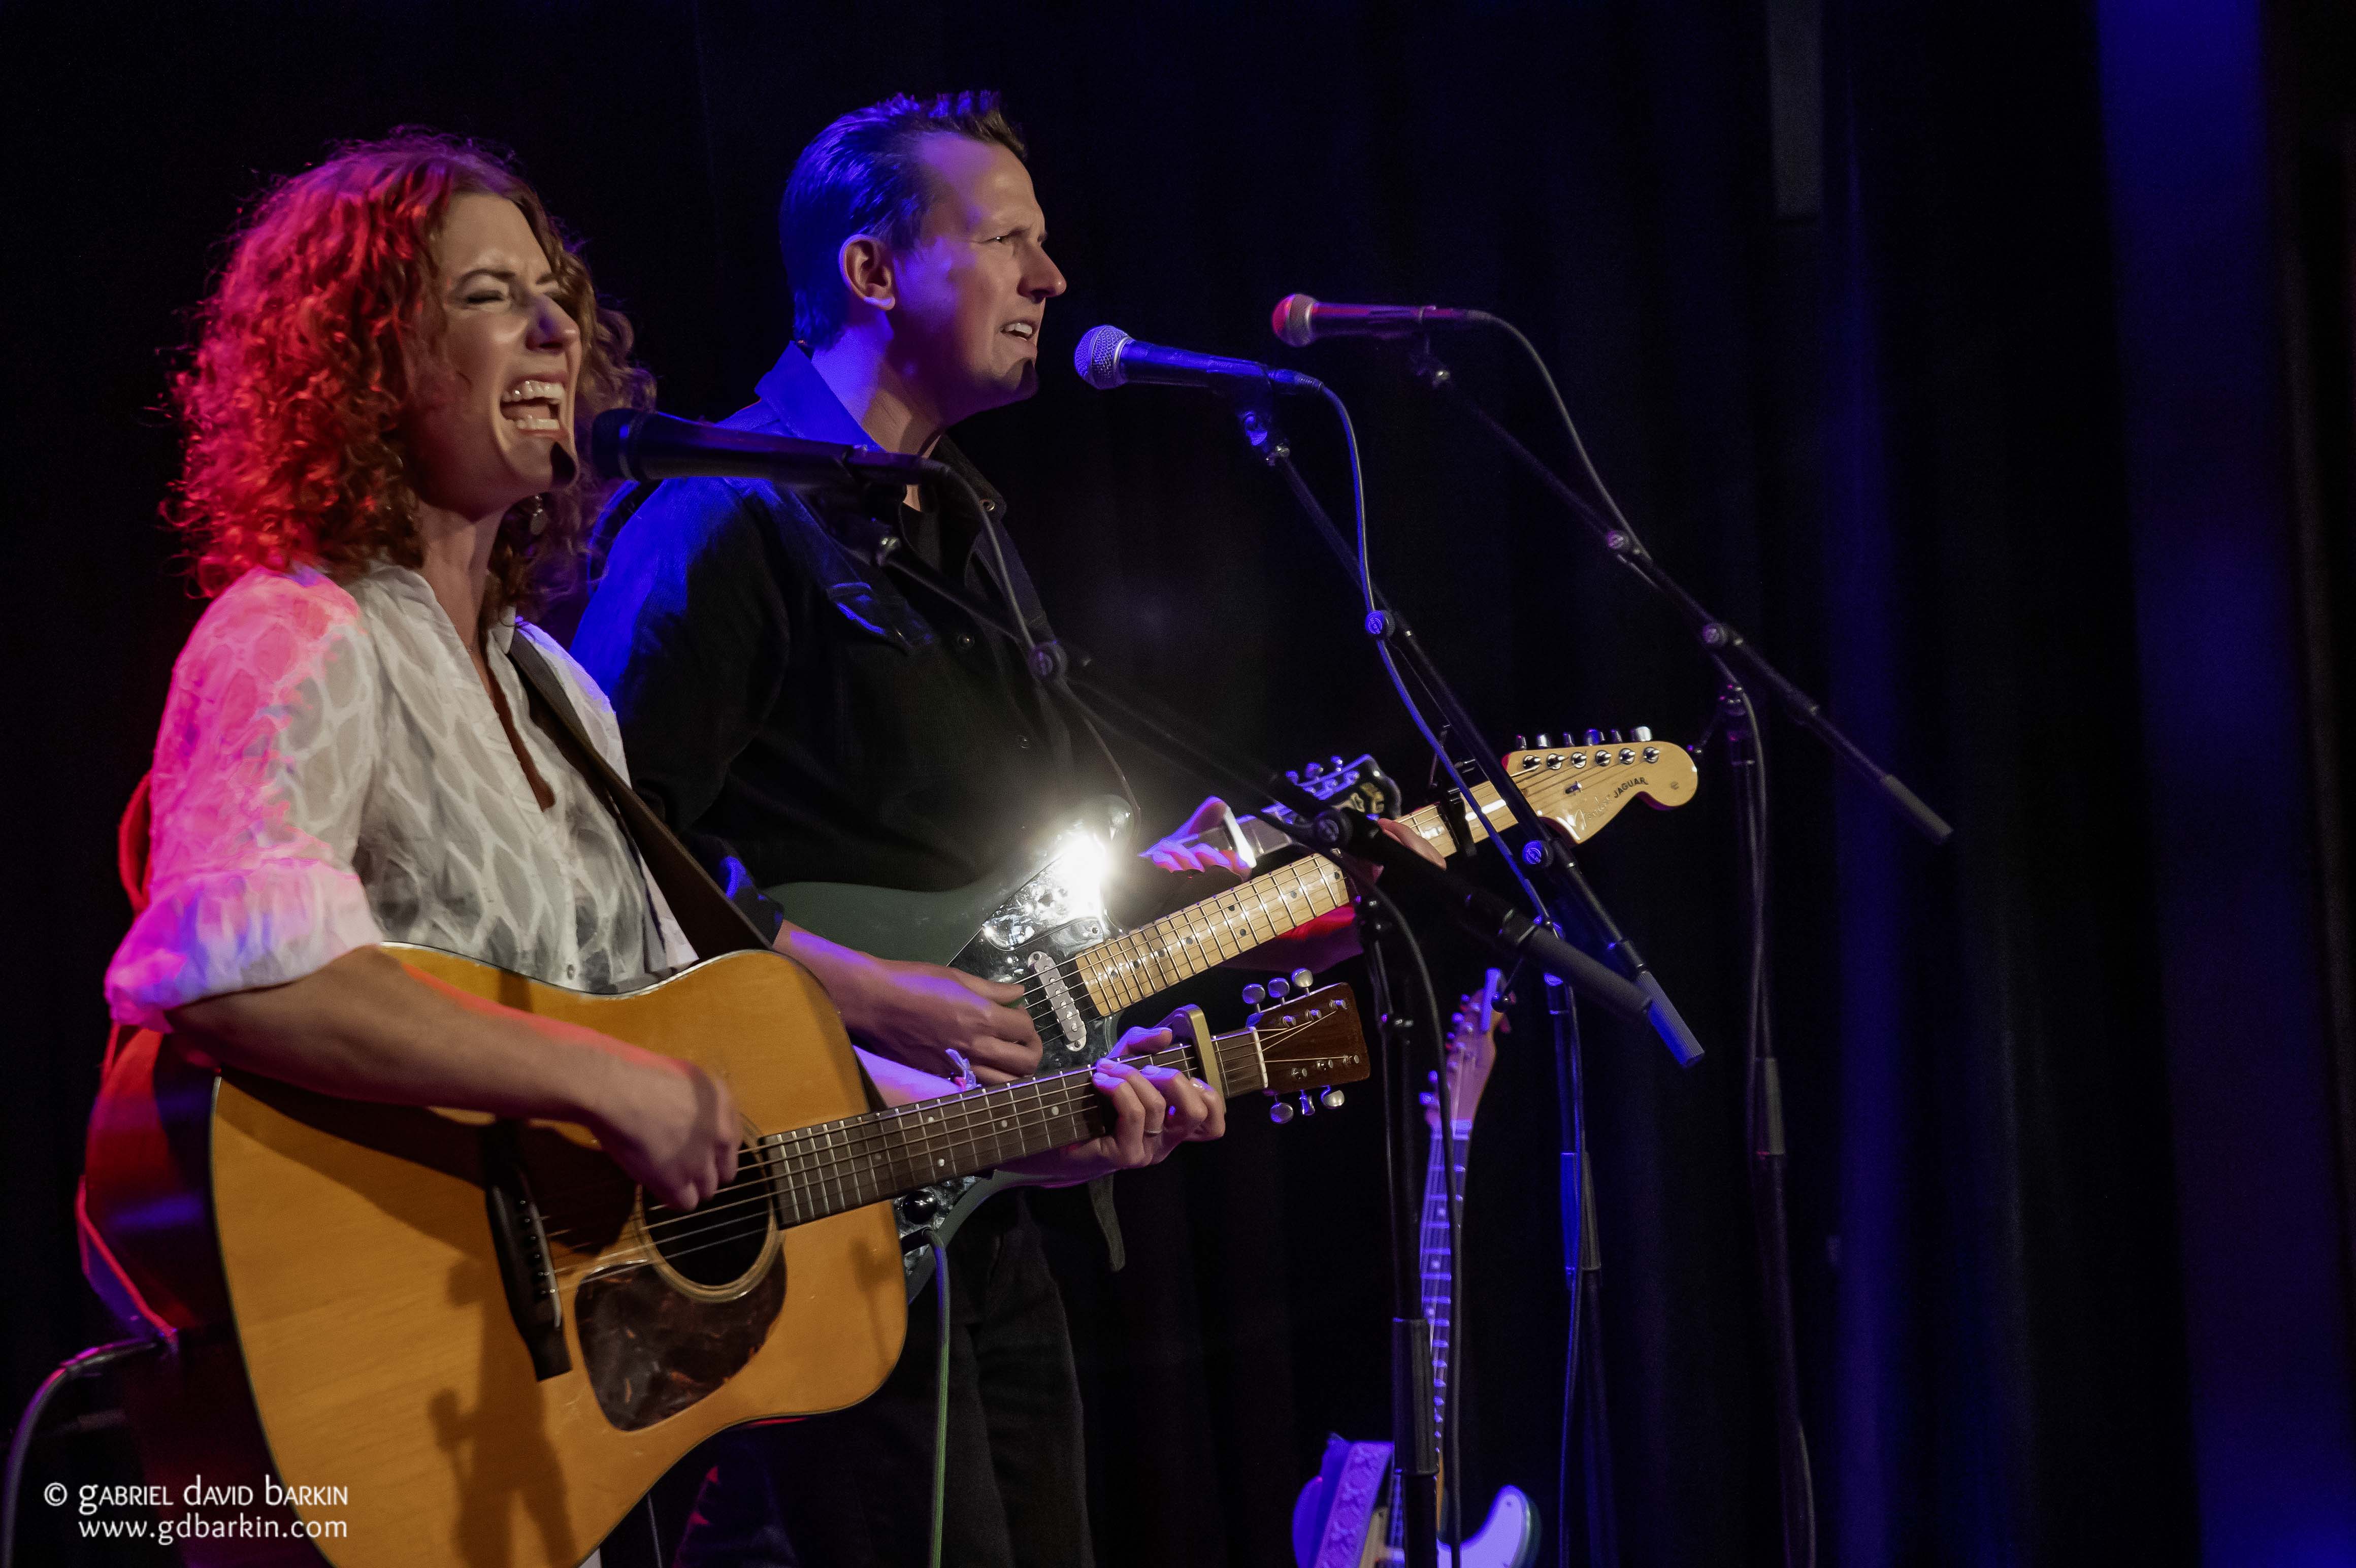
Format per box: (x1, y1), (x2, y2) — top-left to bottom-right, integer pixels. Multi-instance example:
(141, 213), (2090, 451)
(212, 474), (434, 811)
(1496, 727), (1698, 844)
(1424, 967), (1510, 1132)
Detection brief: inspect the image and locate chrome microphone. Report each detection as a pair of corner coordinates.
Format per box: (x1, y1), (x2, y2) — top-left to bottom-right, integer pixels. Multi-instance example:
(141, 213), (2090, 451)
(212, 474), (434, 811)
(1074, 324), (1323, 393)
(1269, 294), (1482, 347)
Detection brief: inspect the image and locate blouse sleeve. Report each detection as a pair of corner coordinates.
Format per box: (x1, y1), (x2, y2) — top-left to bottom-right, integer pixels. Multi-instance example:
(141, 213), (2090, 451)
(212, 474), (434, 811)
(105, 571), (388, 1030)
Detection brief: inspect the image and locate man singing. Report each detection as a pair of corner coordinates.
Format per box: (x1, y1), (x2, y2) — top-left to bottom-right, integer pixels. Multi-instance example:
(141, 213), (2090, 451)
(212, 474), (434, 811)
(574, 91), (1248, 1565)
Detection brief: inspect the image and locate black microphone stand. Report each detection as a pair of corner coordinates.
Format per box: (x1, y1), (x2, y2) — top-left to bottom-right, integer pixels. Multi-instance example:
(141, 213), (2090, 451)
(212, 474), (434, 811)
(1398, 337), (1952, 1568)
(1216, 376), (1713, 1568)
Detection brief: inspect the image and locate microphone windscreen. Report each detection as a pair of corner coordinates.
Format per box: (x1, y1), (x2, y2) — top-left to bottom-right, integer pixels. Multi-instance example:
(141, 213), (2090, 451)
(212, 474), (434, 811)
(588, 407), (639, 481)
(1272, 294), (1318, 347)
(1075, 324), (1131, 389)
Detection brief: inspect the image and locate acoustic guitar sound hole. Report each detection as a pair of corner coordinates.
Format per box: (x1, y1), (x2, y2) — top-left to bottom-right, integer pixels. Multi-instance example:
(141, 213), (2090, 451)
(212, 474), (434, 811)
(643, 1138), (780, 1290)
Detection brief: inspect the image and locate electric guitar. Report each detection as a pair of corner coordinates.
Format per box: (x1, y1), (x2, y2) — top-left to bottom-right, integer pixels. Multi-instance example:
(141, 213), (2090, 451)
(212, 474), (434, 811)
(767, 736), (1697, 1287)
(1291, 970), (1540, 1568)
(81, 945), (1371, 1568)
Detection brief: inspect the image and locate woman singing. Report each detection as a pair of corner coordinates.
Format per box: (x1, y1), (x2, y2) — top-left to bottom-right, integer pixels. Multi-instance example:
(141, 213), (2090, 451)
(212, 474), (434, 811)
(100, 134), (743, 1210)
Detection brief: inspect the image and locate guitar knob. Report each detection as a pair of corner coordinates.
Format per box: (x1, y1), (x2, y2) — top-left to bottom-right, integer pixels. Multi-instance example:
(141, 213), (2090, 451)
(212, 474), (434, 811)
(1584, 728), (1604, 746)
(1514, 734), (1527, 750)
(1286, 769), (1301, 783)
(1319, 1087), (1346, 1112)
(1330, 755), (1344, 769)
(1290, 968), (1315, 992)
(1266, 977), (1291, 1001)
(1610, 729), (1623, 743)
(1632, 725), (1653, 742)
(1269, 1098), (1296, 1125)
(1534, 733), (1553, 748)
(1305, 761), (1324, 777)
(1298, 1092), (1318, 1118)
(1241, 983), (1267, 1007)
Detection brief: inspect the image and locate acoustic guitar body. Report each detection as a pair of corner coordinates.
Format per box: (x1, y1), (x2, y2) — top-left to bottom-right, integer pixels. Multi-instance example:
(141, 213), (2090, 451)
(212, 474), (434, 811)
(83, 945), (906, 1568)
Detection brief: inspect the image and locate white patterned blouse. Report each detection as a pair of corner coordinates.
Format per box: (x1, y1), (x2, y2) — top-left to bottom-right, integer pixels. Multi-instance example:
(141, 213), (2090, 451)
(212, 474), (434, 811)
(106, 561), (695, 1031)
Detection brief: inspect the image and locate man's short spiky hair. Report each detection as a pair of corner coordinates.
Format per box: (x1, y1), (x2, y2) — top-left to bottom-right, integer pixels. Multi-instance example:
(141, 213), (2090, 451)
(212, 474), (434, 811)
(779, 90), (1028, 348)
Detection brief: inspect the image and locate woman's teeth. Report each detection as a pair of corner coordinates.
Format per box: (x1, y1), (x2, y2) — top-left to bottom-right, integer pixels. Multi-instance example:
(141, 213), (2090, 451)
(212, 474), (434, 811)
(501, 380), (566, 431)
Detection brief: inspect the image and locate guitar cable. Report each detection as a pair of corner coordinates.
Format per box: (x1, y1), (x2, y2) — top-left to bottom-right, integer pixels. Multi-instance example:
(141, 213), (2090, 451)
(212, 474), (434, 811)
(929, 1241), (951, 1568)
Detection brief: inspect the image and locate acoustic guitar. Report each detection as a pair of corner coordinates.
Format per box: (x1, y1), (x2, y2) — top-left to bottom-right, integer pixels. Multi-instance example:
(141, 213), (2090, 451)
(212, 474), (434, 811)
(81, 946), (1369, 1568)
(1292, 970), (1538, 1568)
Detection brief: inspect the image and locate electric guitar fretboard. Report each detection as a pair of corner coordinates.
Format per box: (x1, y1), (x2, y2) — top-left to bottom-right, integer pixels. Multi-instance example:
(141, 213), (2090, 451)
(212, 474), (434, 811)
(1069, 761), (1605, 1018)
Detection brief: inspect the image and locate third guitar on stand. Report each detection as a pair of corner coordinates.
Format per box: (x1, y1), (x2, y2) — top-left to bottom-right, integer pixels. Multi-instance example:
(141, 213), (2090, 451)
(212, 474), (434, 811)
(1291, 968), (1540, 1568)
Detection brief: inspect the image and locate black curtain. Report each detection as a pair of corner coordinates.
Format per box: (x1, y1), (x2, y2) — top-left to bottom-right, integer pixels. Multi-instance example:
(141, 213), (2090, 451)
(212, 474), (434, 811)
(10, 2), (2346, 1562)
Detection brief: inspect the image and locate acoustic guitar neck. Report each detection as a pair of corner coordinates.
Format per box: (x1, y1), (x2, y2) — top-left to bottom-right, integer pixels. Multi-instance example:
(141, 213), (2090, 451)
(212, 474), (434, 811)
(755, 990), (1364, 1228)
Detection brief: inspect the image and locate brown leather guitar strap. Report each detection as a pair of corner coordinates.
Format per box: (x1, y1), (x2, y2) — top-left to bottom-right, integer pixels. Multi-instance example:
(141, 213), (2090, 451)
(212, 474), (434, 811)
(506, 634), (770, 961)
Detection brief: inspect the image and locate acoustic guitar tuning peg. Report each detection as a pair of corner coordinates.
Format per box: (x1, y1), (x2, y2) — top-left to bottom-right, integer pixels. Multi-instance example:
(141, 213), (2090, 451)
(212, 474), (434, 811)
(1266, 977), (1291, 1002)
(1298, 1092), (1318, 1118)
(1286, 769), (1301, 783)
(1330, 755), (1344, 769)
(1584, 728), (1605, 746)
(1320, 1088), (1347, 1111)
(1609, 729), (1623, 743)
(1269, 1098), (1296, 1125)
(1632, 725), (1653, 742)
(1534, 733), (1553, 748)
(1305, 761), (1324, 777)
(1515, 734), (1528, 750)
(1241, 983), (1266, 1007)
(1289, 968), (1315, 992)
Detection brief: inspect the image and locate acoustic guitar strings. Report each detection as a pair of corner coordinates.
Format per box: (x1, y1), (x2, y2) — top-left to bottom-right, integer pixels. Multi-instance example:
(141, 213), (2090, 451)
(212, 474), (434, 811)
(537, 1026), (1284, 1283)
(540, 1047), (1213, 1284)
(530, 974), (1332, 1270)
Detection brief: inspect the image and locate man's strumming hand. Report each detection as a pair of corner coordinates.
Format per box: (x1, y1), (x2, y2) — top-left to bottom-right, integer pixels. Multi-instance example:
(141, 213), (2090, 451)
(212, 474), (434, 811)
(774, 922), (1043, 1082)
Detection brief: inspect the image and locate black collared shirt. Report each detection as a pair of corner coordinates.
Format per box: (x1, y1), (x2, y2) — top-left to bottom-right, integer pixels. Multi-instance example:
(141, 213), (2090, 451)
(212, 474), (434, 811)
(572, 348), (1085, 931)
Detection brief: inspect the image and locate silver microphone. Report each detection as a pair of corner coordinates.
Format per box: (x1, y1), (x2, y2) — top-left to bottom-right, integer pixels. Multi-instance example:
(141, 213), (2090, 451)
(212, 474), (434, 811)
(1269, 294), (1482, 347)
(1074, 324), (1323, 393)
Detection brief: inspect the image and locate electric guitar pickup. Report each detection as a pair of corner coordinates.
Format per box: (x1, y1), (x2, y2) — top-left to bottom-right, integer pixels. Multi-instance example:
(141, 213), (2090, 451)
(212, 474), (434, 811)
(1292, 969), (1539, 1568)
(81, 945), (1371, 1568)
(766, 734), (1696, 1289)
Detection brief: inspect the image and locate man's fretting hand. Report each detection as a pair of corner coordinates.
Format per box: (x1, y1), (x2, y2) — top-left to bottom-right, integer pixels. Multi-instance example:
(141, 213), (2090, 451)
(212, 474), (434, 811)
(1005, 1015), (1226, 1185)
(1144, 797), (1248, 876)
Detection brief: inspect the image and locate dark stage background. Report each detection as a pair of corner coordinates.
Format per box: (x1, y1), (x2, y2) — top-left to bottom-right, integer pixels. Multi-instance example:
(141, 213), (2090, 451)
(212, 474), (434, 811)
(8, 2), (2356, 1563)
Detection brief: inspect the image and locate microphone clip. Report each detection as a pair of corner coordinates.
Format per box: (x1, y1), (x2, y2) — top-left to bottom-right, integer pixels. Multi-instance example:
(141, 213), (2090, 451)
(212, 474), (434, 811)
(1027, 640), (1072, 683)
(1229, 381), (1291, 468)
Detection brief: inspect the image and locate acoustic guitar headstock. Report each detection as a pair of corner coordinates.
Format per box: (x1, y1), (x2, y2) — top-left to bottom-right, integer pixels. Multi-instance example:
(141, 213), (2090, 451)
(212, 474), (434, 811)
(1225, 979), (1367, 1124)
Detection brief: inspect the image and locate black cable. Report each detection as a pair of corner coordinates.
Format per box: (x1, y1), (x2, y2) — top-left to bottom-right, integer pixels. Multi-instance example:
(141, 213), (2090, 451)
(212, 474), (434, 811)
(1304, 385), (1551, 924)
(3, 1338), (161, 1568)
(1724, 676), (1817, 1568)
(1468, 311), (1824, 1565)
(1348, 869), (1457, 1568)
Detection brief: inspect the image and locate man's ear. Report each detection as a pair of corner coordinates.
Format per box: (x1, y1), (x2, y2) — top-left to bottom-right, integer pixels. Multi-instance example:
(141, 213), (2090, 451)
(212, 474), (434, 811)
(838, 234), (896, 314)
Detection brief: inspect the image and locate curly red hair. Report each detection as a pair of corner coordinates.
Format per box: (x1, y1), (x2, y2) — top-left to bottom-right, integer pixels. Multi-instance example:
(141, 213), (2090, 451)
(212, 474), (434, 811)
(169, 132), (646, 617)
